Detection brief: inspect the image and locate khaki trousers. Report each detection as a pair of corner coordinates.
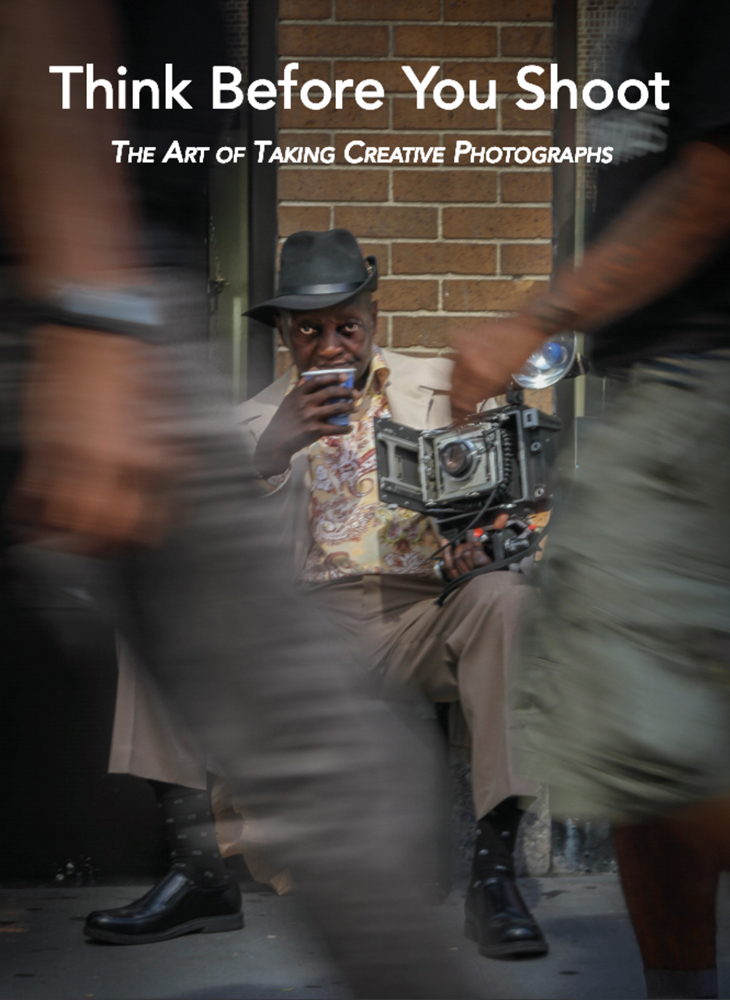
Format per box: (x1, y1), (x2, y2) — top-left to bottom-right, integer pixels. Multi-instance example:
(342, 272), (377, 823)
(307, 572), (536, 819)
(109, 636), (208, 789)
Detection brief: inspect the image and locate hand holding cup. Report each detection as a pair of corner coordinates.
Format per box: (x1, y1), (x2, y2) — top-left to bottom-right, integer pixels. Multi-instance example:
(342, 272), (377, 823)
(253, 367), (356, 479)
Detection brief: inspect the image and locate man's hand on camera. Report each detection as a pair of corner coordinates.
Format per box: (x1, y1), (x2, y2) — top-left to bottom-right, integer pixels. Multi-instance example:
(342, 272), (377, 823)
(253, 371), (356, 479)
(441, 538), (490, 580)
(439, 513), (509, 580)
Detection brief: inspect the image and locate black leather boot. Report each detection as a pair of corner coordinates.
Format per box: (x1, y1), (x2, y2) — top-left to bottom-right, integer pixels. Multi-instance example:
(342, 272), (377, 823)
(465, 799), (548, 959)
(84, 870), (243, 944)
(465, 867), (547, 958)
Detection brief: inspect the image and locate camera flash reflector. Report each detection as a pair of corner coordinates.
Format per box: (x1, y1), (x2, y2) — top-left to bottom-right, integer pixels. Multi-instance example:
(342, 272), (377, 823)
(513, 332), (577, 389)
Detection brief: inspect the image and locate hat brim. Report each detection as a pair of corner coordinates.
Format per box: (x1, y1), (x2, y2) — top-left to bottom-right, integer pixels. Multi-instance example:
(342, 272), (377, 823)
(244, 262), (377, 327)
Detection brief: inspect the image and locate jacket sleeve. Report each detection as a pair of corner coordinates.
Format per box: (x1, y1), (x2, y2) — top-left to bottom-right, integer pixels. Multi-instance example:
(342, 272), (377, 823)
(238, 408), (294, 497)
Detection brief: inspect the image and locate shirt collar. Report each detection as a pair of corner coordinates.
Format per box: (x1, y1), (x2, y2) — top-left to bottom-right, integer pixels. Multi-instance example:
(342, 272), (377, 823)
(362, 347), (389, 397)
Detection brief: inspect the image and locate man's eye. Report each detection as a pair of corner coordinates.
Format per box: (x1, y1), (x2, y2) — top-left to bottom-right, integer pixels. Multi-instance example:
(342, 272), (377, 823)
(298, 325), (318, 337)
(341, 322), (359, 334)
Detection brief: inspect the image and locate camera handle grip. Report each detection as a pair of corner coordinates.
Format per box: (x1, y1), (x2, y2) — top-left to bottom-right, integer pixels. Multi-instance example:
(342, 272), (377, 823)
(434, 529), (544, 607)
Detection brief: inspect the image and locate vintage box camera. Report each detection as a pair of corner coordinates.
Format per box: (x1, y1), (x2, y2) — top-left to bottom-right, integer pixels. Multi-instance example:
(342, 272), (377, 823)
(375, 334), (580, 590)
(375, 401), (561, 542)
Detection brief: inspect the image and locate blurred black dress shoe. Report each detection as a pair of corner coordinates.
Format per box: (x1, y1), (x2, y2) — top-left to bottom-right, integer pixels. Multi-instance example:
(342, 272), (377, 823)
(464, 868), (548, 959)
(84, 870), (243, 945)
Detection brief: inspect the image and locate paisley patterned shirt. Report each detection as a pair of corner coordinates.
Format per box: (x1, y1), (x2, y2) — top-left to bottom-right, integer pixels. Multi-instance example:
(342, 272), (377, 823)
(300, 349), (440, 584)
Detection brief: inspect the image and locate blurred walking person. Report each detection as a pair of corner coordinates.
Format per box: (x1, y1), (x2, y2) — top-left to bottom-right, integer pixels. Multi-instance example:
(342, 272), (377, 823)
(450, 2), (730, 998)
(0, 2), (475, 995)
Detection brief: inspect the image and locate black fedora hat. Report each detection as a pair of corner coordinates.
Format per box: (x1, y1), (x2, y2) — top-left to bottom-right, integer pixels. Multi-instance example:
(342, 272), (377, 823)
(245, 229), (377, 326)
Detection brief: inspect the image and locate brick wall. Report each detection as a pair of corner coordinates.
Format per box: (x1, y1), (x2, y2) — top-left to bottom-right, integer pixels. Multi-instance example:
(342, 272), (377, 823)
(277, 0), (554, 372)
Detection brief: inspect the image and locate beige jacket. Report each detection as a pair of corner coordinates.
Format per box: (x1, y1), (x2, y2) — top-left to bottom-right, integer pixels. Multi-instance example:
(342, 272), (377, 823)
(237, 347), (455, 576)
(108, 349), (456, 792)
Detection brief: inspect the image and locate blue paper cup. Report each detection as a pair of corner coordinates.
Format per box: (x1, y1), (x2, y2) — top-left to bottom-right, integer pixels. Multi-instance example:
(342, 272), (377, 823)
(301, 367), (356, 426)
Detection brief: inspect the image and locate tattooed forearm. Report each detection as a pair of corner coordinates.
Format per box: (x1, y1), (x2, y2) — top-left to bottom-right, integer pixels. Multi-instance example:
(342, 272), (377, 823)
(523, 139), (730, 337)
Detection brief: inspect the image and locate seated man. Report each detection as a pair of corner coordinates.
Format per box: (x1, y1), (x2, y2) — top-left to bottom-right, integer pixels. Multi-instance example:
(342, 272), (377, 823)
(240, 228), (547, 959)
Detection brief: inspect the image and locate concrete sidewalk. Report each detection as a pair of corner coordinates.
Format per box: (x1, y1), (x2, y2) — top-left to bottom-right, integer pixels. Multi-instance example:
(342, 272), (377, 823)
(0, 875), (729, 999)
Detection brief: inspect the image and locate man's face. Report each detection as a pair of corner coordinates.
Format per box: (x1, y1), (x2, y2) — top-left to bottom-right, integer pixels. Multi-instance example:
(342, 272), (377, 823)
(277, 295), (378, 388)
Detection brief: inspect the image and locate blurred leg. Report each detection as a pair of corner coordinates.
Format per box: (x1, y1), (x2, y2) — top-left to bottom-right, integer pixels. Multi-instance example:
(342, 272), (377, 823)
(115, 324), (477, 999)
(513, 359), (730, 996)
(615, 820), (718, 969)
(664, 796), (730, 867)
(615, 820), (719, 998)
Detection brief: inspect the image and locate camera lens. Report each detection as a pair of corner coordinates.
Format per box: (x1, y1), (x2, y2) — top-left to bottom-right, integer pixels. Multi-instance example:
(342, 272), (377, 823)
(439, 440), (475, 479)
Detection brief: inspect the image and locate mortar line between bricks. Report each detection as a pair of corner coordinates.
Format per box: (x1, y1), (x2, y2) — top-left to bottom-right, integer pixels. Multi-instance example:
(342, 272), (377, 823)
(441, 274), (549, 280)
(278, 127), (553, 133)
(306, 239), (552, 245)
(276, 234), (550, 243)
(276, 142), (548, 146)
(386, 275), (546, 280)
(493, 237), (553, 242)
(282, 174), (552, 182)
(366, 264), (540, 272)
(384, 310), (517, 317)
(441, 276), (547, 282)
(377, 276), (447, 282)
(386, 270), (548, 275)
(372, 239), (552, 245)
(278, 57), (552, 62)
(278, 166), (551, 172)
(280, 93), (549, 101)
(278, 235), (550, 250)
(276, 76), (551, 88)
(280, 201), (551, 209)
(278, 171), (549, 177)
(276, 75), (550, 88)
(280, 21), (553, 27)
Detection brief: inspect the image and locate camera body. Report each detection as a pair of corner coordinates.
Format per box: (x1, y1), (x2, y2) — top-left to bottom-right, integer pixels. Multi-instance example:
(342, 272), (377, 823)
(375, 401), (561, 543)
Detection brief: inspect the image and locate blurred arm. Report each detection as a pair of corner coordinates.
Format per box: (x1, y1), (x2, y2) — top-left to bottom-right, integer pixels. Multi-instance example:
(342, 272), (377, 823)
(1, 0), (180, 549)
(451, 138), (730, 416)
(0, 0), (142, 290)
(526, 138), (730, 338)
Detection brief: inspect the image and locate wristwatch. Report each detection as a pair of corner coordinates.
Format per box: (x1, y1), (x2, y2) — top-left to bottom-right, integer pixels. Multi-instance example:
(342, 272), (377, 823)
(41, 283), (166, 340)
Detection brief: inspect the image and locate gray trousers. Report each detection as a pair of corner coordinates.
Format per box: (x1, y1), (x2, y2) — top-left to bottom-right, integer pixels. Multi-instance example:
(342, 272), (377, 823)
(516, 353), (730, 824)
(3, 275), (475, 998)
